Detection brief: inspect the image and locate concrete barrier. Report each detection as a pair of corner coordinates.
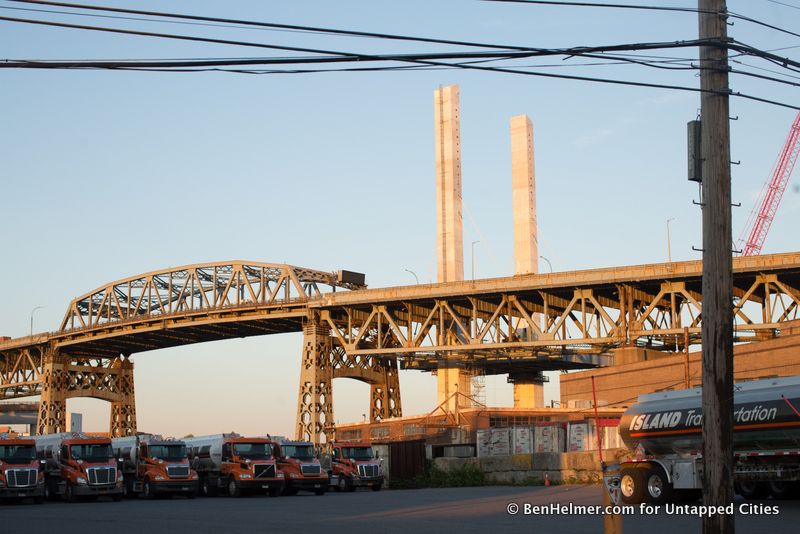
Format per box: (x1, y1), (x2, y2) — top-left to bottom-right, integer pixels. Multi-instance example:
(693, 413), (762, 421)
(432, 448), (629, 485)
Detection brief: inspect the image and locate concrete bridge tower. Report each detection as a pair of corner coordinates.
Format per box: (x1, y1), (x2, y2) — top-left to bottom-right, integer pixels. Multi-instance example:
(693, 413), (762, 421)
(434, 84), (472, 411)
(509, 114), (546, 407)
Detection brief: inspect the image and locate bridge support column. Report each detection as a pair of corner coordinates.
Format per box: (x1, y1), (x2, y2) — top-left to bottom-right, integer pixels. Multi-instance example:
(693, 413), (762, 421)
(370, 358), (402, 421)
(509, 372), (547, 408)
(36, 349), (68, 435)
(109, 357), (137, 437)
(296, 321), (334, 445)
(437, 364), (472, 412)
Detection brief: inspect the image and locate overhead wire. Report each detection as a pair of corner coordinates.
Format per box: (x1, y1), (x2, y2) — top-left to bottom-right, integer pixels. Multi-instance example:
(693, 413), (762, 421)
(765, 0), (800, 10)
(483, 0), (800, 40)
(0, 3), (797, 110)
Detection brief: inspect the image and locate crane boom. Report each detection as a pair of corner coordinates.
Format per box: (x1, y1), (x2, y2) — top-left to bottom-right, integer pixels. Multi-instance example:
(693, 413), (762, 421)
(740, 112), (800, 256)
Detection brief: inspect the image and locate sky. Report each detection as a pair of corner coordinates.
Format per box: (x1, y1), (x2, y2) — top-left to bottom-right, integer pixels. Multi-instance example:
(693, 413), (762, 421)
(1, 0), (798, 437)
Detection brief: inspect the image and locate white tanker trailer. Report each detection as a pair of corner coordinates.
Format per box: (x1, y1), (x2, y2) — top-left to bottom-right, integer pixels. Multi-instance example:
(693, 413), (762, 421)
(617, 376), (800, 505)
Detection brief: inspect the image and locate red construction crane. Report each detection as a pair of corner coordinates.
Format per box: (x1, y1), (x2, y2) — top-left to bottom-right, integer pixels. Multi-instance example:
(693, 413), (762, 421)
(738, 112), (800, 256)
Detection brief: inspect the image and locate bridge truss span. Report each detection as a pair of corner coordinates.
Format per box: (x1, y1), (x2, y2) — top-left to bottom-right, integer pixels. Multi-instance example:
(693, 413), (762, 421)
(60, 261), (365, 332)
(314, 253), (800, 374)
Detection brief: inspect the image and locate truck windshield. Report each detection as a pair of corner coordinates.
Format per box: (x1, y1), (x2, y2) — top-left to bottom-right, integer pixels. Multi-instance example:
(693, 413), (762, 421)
(341, 447), (374, 460)
(70, 444), (113, 461)
(282, 445), (314, 461)
(233, 443), (272, 460)
(149, 445), (187, 461)
(0, 445), (36, 463)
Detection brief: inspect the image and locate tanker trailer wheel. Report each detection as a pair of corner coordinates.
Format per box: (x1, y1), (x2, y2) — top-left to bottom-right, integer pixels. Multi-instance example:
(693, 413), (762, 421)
(45, 480), (58, 501)
(64, 483), (77, 503)
(736, 481), (769, 500)
(143, 480), (155, 500)
(768, 481), (799, 500)
(227, 477), (241, 498)
(645, 465), (673, 505)
(620, 467), (646, 505)
(338, 476), (353, 493)
(201, 477), (218, 497)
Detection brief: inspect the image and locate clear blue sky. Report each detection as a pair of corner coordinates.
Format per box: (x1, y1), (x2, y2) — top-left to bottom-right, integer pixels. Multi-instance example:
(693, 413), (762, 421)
(1, 0), (798, 436)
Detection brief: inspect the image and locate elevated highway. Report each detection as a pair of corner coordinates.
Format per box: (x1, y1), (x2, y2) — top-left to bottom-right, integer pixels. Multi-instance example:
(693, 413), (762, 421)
(2, 252), (800, 443)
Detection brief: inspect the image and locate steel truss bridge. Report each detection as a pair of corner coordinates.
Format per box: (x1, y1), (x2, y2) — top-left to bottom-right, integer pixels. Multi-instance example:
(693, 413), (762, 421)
(2, 253), (800, 444)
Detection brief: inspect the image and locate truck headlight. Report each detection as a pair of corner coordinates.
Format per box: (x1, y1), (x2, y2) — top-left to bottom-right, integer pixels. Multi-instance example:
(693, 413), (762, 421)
(192, 474), (198, 480)
(277, 472), (284, 478)
(289, 473), (299, 479)
(155, 475), (165, 481)
(76, 477), (87, 485)
(240, 474), (252, 480)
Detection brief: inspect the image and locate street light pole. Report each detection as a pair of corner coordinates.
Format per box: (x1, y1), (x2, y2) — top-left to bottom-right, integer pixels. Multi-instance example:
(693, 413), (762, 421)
(539, 255), (553, 273)
(404, 269), (420, 285)
(30, 306), (43, 337)
(471, 240), (480, 281)
(667, 218), (677, 263)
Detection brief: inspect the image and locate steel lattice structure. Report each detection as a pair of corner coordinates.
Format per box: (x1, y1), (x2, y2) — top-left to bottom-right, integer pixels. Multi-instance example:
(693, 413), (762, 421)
(2, 254), (800, 442)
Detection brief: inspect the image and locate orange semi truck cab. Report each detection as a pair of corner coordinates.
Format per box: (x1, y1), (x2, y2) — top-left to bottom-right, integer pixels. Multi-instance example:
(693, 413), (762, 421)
(0, 433), (45, 503)
(185, 433), (284, 497)
(112, 434), (199, 499)
(33, 432), (123, 502)
(274, 440), (327, 496)
(325, 442), (384, 492)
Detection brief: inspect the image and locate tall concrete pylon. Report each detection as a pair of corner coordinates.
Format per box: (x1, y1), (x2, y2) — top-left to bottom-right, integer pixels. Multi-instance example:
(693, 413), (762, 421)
(434, 85), (471, 411)
(510, 114), (546, 408)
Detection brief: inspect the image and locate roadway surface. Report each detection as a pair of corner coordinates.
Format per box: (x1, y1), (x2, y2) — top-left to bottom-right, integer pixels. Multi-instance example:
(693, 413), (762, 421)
(2, 485), (797, 533)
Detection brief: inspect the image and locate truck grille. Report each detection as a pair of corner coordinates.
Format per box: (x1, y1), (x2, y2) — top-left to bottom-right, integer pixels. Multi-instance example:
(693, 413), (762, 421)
(5, 469), (37, 487)
(87, 467), (116, 486)
(301, 464), (321, 476)
(358, 464), (379, 478)
(167, 465), (190, 478)
(254, 464), (275, 479)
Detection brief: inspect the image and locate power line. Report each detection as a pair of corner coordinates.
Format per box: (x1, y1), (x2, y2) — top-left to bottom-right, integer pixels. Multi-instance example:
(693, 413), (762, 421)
(1, 7), (797, 110)
(484, 0), (800, 40)
(483, 0), (703, 13)
(765, 0), (800, 10)
(2, 0), (562, 52)
(0, 4), (336, 36)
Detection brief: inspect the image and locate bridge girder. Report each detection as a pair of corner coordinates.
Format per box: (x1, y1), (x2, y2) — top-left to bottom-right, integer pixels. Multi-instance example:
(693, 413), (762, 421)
(2, 254), (800, 437)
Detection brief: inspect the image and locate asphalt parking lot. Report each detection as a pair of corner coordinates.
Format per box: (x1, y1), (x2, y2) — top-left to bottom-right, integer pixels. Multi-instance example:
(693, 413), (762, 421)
(3, 485), (798, 533)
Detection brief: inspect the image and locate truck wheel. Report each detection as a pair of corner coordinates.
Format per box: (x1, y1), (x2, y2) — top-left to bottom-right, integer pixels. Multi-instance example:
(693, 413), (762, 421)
(45, 481), (58, 501)
(112, 493), (123, 502)
(228, 477), (241, 498)
(768, 481), (799, 500)
(143, 481), (155, 500)
(284, 487), (299, 496)
(736, 481), (769, 500)
(268, 486), (281, 498)
(620, 467), (646, 505)
(338, 476), (349, 492)
(371, 482), (382, 492)
(204, 477), (219, 497)
(124, 479), (137, 499)
(645, 465), (672, 505)
(64, 483), (76, 503)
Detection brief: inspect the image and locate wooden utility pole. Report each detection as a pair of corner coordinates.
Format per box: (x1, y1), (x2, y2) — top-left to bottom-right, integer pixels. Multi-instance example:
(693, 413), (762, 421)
(698, 1), (734, 533)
